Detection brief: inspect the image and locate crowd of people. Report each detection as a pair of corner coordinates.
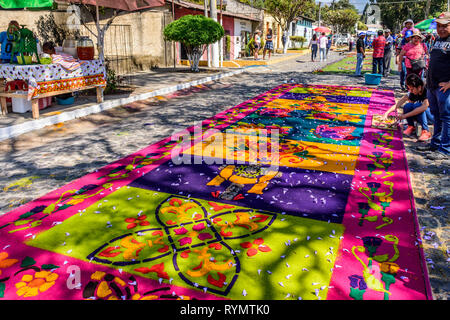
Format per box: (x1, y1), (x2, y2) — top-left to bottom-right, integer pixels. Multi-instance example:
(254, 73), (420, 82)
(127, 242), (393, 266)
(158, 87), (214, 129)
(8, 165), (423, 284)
(308, 32), (332, 62)
(291, 13), (449, 161)
(251, 13), (448, 162)
(374, 12), (450, 161)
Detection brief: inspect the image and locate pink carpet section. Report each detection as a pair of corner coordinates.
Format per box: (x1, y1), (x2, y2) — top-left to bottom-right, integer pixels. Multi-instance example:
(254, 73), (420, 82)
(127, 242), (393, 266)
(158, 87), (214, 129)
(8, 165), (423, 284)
(0, 84), (432, 300)
(327, 89), (432, 300)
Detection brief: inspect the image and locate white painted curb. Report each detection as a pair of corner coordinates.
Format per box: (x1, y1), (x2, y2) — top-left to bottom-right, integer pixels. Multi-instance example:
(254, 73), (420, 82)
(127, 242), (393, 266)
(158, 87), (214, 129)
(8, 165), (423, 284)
(0, 68), (246, 142)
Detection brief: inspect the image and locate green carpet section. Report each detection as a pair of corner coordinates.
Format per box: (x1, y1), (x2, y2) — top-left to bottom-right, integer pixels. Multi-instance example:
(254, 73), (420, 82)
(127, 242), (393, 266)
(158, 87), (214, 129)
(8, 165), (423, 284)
(27, 186), (344, 299)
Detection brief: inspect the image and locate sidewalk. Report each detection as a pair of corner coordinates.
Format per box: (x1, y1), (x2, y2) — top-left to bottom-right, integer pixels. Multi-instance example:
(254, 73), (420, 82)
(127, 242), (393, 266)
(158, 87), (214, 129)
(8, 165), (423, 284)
(180, 49), (311, 68)
(0, 67), (242, 141)
(0, 49), (312, 142)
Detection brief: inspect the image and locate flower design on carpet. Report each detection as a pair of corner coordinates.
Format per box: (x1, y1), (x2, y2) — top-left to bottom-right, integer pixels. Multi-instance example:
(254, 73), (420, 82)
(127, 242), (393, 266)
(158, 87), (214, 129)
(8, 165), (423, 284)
(15, 270), (59, 298)
(86, 195), (276, 295)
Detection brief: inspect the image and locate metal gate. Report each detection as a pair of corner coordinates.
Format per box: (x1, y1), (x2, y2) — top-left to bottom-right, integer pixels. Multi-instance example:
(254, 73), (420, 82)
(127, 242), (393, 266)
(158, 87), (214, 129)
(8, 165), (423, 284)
(78, 24), (134, 81)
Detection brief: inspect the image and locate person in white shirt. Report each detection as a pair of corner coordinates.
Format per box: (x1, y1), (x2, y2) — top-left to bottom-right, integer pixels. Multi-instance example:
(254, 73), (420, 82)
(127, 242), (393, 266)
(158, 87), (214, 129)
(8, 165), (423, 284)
(319, 32), (328, 61)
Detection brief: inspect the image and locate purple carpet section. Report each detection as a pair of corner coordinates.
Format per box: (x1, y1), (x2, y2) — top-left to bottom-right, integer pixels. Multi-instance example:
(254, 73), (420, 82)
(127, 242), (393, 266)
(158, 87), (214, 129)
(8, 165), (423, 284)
(279, 92), (372, 105)
(129, 156), (352, 223)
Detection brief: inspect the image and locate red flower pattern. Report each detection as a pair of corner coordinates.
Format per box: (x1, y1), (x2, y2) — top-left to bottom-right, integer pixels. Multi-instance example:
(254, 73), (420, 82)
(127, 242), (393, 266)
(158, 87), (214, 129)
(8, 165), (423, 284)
(124, 215), (150, 229)
(240, 238), (271, 257)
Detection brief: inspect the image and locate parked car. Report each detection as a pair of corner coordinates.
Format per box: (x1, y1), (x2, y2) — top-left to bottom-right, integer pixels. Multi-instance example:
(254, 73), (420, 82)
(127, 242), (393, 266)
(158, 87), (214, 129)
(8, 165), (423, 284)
(335, 36), (348, 46)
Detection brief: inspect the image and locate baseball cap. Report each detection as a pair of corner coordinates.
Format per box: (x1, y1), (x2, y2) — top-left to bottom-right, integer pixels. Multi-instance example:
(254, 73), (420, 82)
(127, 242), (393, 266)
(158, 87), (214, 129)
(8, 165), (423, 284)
(435, 12), (450, 24)
(404, 30), (413, 38)
(358, 32), (366, 36)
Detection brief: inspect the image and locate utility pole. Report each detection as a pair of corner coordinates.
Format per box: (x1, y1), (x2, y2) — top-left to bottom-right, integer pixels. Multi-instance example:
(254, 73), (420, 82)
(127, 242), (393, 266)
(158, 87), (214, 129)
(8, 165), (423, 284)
(210, 0), (219, 68)
(220, 0), (223, 68)
(172, 0), (176, 69)
(425, 0), (431, 19)
(318, 2), (322, 27)
(204, 0), (211, 67)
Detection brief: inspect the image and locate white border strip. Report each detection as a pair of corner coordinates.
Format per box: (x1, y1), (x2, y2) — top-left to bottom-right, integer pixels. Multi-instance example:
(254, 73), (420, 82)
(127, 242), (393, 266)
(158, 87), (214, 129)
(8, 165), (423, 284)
(0, 69), (246, 141)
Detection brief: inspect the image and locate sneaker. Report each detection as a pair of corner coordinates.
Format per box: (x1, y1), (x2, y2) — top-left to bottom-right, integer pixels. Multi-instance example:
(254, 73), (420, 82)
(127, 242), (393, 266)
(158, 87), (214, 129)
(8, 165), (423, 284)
(417, 130), (431, 142)
(403, 125), (416, 136)
(401, 85), (407, 92)
(416, 144), (438, 152)
(426, 151), (449, 161)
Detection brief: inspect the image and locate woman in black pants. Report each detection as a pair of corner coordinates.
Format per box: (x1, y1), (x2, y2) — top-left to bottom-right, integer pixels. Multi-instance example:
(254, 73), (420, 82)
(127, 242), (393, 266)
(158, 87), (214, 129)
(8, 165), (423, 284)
(309, 34), (318, 62)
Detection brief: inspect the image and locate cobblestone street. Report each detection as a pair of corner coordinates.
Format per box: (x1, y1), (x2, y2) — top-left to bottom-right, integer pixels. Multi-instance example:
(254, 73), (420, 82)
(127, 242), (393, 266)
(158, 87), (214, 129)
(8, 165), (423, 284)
(0, 50), (448, 299)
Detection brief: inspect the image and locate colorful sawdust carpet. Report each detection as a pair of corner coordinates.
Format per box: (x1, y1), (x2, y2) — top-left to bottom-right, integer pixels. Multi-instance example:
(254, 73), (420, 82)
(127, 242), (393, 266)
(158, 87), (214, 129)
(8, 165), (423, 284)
(0, 84), (432, 300)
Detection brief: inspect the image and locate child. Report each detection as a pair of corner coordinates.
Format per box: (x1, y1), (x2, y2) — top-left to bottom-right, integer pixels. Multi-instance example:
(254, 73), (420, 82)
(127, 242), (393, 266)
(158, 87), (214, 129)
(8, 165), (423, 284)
(382, 73), (433, 141)
(43, 41), (85, 72)
(42, 41), (56, 55)
(401, 19), (419, 37)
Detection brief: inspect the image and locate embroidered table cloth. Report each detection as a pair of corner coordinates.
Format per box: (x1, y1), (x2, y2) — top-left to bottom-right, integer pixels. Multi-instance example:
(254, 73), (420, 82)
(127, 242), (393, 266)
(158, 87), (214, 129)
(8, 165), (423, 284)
(0, 60), (106, 100)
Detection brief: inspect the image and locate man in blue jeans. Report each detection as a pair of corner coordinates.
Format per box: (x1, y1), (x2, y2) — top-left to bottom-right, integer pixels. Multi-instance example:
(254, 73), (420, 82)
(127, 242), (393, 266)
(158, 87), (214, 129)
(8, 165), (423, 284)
(417, 12), (450, 160)
(372, 30), (386, 75)
(383, 29), (394, 77)
(354, 32), (366, 77)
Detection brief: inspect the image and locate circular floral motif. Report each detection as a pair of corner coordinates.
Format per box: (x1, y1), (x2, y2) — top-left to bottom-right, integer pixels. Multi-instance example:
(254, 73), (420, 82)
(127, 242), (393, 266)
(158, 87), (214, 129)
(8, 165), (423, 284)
(15, 270), (59, 298)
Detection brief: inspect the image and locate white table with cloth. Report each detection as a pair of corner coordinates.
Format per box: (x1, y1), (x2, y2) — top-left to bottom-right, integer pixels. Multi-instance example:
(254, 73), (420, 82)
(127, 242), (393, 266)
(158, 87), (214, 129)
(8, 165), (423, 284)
(0, 59), (106, 119)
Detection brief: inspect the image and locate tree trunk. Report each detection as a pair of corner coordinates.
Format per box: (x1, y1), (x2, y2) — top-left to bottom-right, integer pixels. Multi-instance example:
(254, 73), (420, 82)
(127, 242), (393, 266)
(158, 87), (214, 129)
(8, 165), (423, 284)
(187, 46), (203, 72)
(81, 5), (120, 73)
(425, 0), (431, 19)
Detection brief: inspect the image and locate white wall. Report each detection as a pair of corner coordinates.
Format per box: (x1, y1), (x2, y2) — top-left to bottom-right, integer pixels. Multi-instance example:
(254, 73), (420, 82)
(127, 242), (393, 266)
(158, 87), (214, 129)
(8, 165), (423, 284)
(234, 18), (252, 58)
(289, 22), (313, 48)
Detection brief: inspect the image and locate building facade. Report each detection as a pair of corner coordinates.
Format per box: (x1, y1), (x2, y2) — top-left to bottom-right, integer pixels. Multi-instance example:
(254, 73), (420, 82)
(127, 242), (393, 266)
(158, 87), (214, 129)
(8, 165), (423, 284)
(172, 0), (263, 62)
(262, 13), (315, 51)
(289, 16), (314, 48)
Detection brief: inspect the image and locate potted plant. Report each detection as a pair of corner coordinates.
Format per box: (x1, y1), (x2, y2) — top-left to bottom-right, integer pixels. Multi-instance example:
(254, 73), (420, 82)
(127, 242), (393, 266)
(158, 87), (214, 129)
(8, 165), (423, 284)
(164, 15), (224, 72)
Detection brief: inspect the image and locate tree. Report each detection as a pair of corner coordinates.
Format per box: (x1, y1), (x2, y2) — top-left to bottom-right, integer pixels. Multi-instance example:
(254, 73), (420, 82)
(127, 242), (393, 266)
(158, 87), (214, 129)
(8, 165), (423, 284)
(164, 15), (224, 72)
(63, 4), (122, 63)
(323, 8), (360, 34)
(238, 0), (265, 8)
(332, 0), (357, 11)
(264, 0), (314, 54)
(357, 21), (368, 31)
(303, 1), (321, 20)
(36, 12), (80, 46)
(376, 0), (448, 32)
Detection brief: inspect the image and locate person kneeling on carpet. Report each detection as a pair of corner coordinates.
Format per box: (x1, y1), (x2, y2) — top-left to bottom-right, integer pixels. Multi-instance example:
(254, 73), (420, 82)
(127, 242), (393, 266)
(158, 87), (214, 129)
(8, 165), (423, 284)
(383, 73), (433, 142)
